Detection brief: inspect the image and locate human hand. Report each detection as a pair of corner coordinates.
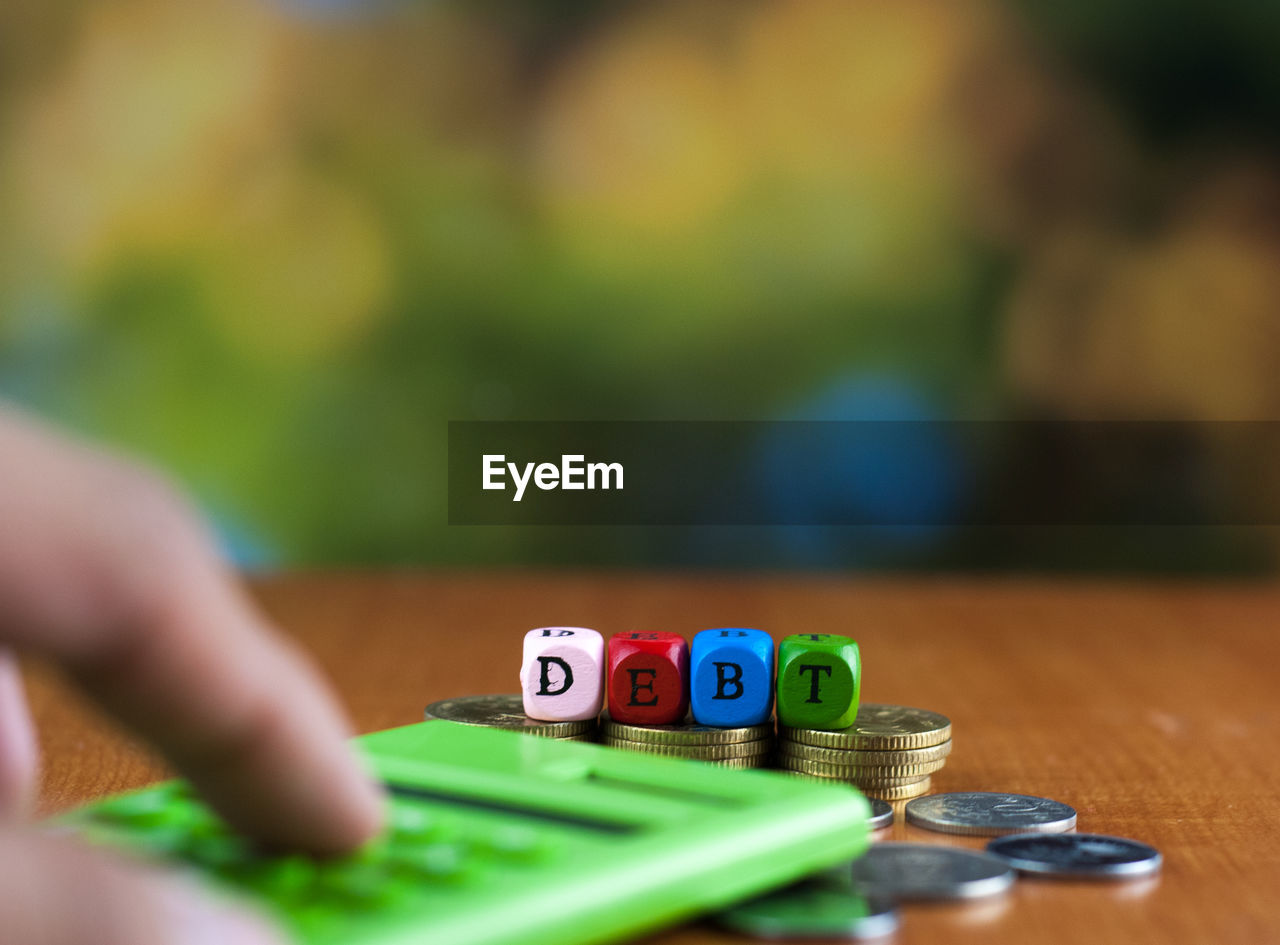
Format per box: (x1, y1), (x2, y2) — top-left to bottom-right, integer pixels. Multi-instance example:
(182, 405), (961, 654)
(0, 405), (384, 943)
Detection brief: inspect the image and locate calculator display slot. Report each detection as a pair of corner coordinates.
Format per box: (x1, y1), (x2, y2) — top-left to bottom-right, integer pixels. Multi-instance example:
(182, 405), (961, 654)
(386, 782), (642, 835)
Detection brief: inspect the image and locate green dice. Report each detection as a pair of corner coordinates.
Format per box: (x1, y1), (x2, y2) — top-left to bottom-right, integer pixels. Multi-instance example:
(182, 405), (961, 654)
(776, 634), (861, 730)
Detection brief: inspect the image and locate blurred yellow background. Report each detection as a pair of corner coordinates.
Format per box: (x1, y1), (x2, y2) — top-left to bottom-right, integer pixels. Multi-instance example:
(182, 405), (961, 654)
(1, 0), (1277, 569)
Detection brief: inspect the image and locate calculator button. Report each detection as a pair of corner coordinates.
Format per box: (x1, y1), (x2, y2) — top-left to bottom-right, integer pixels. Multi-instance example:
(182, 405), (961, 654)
(314, 863), (405, 908)
(176, 809), (225, 839)
(140, 824), (204, 855)
(108, 792), (171, 826)
(288, 904), (338, 941)
(187, 834), (248, 869)
(478, 826), (550, 862)
(249, 858), (316, 898)
(394, 842), (473, 882)
(389, 804), (442, 839)
(337, 864), (388, 900)
(214, 856), (314, 900)
(350, 835), (391, 863)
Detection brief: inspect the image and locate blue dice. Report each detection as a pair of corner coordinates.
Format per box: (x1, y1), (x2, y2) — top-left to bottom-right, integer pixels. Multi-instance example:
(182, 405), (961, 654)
(690, 628), (775, 727)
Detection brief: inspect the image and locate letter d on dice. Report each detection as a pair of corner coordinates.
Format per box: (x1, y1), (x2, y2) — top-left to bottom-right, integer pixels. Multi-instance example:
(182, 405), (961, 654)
(521, 627), (605, 721)
(690, 628), (775, 727)
(776, 633), (860, 730)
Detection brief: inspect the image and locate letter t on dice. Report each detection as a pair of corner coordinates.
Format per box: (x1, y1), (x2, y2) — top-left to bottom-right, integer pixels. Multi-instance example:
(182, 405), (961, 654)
(690, 628), (775, 727)
(521, 627), (605, 721)
(776, 633), (860, 730)
(607, 632), (689, 725)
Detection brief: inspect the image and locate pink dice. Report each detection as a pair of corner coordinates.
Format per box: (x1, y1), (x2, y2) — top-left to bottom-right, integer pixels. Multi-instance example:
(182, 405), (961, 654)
(520, 627), (605, 721)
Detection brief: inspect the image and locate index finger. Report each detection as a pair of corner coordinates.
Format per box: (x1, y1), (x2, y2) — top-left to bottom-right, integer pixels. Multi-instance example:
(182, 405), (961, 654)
(0, 407), (384, 853)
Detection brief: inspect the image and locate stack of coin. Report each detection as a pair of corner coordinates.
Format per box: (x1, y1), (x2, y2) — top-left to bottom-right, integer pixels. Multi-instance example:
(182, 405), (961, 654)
(777, 704), (951, 800)
(424, 694), (596, 741)
(600, 713), (774, 768)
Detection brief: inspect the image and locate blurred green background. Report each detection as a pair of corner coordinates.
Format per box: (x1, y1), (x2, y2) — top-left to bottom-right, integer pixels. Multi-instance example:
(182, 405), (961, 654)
(1, 0), (1277, 570)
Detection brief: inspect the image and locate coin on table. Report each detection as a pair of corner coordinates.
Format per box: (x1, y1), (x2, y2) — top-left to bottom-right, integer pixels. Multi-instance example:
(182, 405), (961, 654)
(710, 756), (770, 769)
(850, 773), (939, 789)
(859, 778), (933, 801)
(601, 737), (772, 761)
(600, 712), (773, 746)
(987, 833), (1162, 880)
(784, 770), (933, 801)
(424, 694), (596, 738)
(777, 753), (947, 779)
(714, 880), (899, 940)
(868, 798), (894, 831)
(849, 844), (1015, 900)
(778, 740), (952, 767)
(834, 772), (934, 790)
(777, 758), (924, 788)
(781, 704), (952, 751)
(905, 792), (1077, 836)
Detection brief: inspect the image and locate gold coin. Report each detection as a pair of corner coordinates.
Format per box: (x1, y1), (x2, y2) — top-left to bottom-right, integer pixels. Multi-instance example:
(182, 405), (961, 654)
(780, 704), (951, 751)
(782, 769), (933, 800)
(777, 755), (944, 779)
(602, 736), (773, 761)
(845, 774), (930, 789)
(612, 745), (771, 768)
(803, 752), (947, 778)
(861, 778), (933, 801)
(599, 713), (774, 746)
(777, 739), (951, 767)
(790, 769), (929, 789)
(708, 757), (770, 770)
(424, 694), (595, 738)
(779, 773), (864, 791)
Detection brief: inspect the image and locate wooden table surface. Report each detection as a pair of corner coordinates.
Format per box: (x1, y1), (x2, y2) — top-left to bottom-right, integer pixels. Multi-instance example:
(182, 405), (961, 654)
(25, 573), (1280, 944)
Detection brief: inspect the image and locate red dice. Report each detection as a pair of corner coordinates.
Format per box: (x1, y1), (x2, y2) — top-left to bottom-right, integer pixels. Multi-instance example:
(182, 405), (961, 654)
(607, 632), (689, 725)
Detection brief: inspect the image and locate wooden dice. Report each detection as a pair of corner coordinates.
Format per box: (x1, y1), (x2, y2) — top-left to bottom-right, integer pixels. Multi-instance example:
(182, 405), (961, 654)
(776, 633), (860, 730)
(690, 628), (775, 727)
(521, 627), (605, 721)
(606, 632), (689, 725)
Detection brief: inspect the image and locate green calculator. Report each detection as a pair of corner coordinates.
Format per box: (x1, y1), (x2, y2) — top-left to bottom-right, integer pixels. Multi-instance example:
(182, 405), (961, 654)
(65, 720), (870, 945)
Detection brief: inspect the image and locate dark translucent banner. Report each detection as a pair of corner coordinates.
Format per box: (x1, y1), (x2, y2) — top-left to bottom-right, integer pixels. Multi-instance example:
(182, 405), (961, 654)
(447, 421), (1280, 526)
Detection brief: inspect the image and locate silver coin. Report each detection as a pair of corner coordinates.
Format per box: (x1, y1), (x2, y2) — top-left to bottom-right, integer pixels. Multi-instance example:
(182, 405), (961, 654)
(849, 843), (1016, 900)
(987, 833), (1162, 880)
(868, 798), (893, 831)
(905, 791), (1077, 836)
(714, 880), (899, 940)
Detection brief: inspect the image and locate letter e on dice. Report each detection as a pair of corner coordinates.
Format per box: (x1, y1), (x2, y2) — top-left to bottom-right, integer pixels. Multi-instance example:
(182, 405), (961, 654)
(607, 632), (689, 725)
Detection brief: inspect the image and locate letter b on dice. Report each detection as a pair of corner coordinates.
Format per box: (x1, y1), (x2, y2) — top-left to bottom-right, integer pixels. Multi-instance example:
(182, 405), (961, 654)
(776, 633), (860, 730)
(521, 627), (605, 721)
(607, 632), (689, 725)
(690, 628), (775, 727)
